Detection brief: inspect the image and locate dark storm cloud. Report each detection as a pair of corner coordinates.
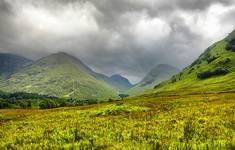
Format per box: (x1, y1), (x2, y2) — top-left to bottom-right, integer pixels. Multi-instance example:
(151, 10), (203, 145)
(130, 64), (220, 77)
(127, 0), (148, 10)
(0, 0), (235, 83)
(175, 0), (233, 10)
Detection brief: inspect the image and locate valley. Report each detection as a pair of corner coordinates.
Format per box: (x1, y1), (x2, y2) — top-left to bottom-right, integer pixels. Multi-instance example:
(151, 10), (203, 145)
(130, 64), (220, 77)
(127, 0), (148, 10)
(0, 1), (234, 148)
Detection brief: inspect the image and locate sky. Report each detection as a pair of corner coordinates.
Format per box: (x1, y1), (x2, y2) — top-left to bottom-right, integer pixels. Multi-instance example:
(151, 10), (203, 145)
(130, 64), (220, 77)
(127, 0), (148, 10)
(0, 0), (235, 83)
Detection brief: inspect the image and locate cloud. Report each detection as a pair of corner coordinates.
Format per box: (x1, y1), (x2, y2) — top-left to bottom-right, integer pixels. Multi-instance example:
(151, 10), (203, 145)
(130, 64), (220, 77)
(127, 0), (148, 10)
(133, 13), (172, 47)
(0, 0), (235, 83)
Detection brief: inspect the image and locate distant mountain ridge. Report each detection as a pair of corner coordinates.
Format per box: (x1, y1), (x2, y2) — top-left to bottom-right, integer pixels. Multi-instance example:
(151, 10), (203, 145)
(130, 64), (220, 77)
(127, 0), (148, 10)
(0, 53), (32, 78)
(0, 52), (118, 100)
(110, 74), (133, 91)
(93, 73), (133, 92)
(139, 64), (179, 87)
(128, 64), (179, 96)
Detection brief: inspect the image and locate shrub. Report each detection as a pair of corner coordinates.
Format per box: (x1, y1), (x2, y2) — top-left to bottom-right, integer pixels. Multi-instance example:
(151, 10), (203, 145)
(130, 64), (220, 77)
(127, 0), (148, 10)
(197, 68), (229, 79)
(154, 83), (164, 89)
(218, 58), (231, 65)
(118, 94), (129, 100)
(59, 101), (69, 107)
(188, 68), (195, 74)
(108, 98), (114, 102)
(225, 37), (235, 52)
(225, 44), (235, 52)
(0, 100), (10, 109)
(207, 56), (217, 63)
(213, 67), (229, 75)
(93, 104), (150, 116)
(19, 101), (28, 109)
(39, 100), (58, 109)
(171, 76), (177, 83)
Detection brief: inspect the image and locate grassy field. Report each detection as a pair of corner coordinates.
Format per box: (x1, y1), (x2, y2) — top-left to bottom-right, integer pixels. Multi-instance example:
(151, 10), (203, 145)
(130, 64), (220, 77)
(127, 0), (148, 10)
(0, 93), (234, 149)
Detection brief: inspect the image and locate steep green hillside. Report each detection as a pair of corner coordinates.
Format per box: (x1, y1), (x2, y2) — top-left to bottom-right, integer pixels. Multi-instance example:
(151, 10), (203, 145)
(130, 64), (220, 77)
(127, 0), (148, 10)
(152, 30), (235, 95)
(0, 52), (118, 100)
(128, 64), (179, 96)
(0, 53), (32, 78)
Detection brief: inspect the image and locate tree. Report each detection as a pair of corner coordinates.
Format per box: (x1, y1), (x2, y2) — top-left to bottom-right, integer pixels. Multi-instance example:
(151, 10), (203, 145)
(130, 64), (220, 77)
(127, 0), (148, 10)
(39, 100), (58, 109)
(197, 67), (229, 79)
(225, 37), (235, 52)
(119, 94), (129, 100)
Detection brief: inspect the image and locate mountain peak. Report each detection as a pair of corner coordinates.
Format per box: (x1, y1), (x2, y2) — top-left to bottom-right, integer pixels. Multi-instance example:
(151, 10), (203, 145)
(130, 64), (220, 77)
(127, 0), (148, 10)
(110, 74), (133, 90)
(111, 74), (129, 82)
(50, 52), (74, 59)
(35, 52), (86, 68)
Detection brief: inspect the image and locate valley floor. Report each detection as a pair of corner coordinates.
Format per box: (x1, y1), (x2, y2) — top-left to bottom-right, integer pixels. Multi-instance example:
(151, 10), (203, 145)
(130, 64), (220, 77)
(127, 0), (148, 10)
(0, 93), (235, 149)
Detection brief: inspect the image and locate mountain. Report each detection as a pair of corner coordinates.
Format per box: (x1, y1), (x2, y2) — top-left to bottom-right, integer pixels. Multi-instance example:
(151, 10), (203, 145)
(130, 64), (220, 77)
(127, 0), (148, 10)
(88, 72), (133, 92)
(0, 53), (32, 78)
(0, 52), (118, 100)
(128, 64), (179, 95)
(110, 74), (133, 91)
(152, 29), (235, 95)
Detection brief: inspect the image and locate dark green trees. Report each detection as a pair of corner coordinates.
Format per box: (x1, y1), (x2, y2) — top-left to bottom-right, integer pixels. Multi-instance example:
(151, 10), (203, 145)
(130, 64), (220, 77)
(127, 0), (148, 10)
(39, 100), (58, 109)
(197, 68), (229, 79)
(119, 94), (129, 100)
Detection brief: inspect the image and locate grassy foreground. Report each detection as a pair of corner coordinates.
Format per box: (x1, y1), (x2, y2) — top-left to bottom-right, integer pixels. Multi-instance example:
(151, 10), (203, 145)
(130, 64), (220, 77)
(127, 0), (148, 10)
(0, 93), (235, 149)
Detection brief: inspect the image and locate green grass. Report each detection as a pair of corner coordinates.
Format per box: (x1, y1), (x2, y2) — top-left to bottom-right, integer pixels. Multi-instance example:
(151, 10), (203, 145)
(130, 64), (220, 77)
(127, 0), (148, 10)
(0, 93), (234, 149)
(127, 84), (151, 96)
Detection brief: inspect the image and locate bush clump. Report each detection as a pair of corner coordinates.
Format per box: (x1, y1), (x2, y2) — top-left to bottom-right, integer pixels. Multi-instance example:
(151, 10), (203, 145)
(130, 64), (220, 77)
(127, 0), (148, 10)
(171, 76), (177, 83)
(197, 68), (229, 79)
(218, 58), (231, 65)
(39, 100), (58, 109)
(206, 56), (217, 64)
(93, 104), (150, 116)
(225, 37), (235, 52)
